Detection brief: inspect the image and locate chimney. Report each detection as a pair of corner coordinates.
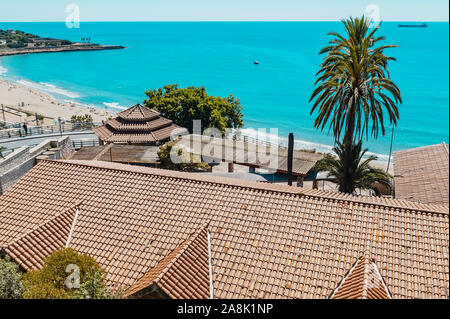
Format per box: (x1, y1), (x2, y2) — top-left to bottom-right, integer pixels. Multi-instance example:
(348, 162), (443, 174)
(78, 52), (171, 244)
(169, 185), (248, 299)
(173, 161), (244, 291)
(287, 133), (294, 186)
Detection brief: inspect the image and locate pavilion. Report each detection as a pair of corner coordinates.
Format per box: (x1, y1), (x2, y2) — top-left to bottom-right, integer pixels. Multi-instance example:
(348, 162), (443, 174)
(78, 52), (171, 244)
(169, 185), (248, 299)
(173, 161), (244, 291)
(93, 103), (187, 145)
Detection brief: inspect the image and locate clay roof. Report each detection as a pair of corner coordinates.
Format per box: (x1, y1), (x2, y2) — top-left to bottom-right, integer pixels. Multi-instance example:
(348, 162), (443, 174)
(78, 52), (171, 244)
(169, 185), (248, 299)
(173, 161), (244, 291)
(93, 104), (187, 144)
(126, 225), (210, 299)
(0, 160), (448, 299)
(394, 142), (449, 206)
(330, 256), (391, 299)
(117, 104), (160, 121)
(1, 206), (78, 270)
(70, 144), (160, 164)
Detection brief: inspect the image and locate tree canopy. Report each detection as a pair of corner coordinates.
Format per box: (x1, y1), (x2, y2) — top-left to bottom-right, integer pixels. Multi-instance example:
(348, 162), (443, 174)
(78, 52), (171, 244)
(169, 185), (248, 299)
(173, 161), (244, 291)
(22, 248), (111, 299)
(143, 84), (244, 136)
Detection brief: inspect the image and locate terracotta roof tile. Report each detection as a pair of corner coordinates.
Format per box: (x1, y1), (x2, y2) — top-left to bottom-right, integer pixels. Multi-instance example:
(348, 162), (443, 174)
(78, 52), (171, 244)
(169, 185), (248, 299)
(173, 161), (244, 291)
(93, 103), (187, 144)
(0, 160), (448, 298)
(126, 225), (210, 298)
(394, 143), (449, 206)
(330, 256), (391, 299)
(2, 206), (78, 270)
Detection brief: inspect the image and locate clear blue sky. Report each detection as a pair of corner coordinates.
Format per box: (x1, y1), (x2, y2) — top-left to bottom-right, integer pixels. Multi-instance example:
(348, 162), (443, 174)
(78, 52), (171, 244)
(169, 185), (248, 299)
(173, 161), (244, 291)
(0, 0), (448, 22)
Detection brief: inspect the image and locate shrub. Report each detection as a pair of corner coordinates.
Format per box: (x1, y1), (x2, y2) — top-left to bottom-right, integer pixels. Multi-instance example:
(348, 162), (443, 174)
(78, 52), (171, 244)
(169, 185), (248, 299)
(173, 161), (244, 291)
(158, 141), (211, 172)
(22, 248), (111, 299)
(71, 114), (93, 126)
(0, 256), (23, 299)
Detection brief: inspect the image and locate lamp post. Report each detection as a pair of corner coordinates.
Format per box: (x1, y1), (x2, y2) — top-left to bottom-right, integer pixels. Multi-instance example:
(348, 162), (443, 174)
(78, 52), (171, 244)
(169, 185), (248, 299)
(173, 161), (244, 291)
(1, 104), (5, 124)
(58, 116), (62, 137)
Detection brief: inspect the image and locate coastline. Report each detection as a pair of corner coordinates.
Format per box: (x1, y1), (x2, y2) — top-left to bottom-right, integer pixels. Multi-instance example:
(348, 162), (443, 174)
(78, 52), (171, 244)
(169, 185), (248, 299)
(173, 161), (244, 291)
(0, 76), (392, 172)
(0, 77), (116, 125)
(0, 44), (125, 57)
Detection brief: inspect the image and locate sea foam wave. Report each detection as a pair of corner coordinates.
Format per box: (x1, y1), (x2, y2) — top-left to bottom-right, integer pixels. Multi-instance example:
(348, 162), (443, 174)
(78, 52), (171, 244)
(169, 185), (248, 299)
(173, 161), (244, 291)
(237, 127), (390, 161)
(0, 65), (7, 75)
(102, 102), (128, 110)
(16, 79), (81, 98)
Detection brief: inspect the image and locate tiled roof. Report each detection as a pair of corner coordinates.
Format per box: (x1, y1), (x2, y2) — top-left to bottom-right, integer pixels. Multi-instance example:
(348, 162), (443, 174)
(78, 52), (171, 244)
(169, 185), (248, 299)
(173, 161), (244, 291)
(394, 142), (449, 205)
(126, 225), (210, 299)
(117, 104), (160, 121)
(0, 160), (448, 299)
(330, 256), (391, 299)
(93, 103), (187, 144)
(70, 144), (160, 164)
(2, 206), (78, 270)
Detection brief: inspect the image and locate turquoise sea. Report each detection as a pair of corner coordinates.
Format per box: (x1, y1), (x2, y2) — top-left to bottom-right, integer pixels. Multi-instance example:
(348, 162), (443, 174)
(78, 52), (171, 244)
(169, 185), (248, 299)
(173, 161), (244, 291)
(0, 22), (448, 157)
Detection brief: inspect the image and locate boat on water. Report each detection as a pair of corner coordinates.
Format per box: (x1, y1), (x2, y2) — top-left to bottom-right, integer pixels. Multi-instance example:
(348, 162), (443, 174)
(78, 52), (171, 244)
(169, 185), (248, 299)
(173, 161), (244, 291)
(398, 22), (427, 28)
(253, 60), (260, 65)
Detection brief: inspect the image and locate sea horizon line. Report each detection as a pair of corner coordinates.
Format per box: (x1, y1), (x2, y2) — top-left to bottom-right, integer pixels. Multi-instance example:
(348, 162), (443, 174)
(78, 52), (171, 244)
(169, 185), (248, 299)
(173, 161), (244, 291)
(1, 20), (449, 23)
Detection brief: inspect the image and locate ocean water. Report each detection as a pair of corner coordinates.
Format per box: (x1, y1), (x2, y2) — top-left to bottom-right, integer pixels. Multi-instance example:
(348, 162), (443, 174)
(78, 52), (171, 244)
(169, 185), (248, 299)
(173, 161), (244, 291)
(0, 22), (448, 157)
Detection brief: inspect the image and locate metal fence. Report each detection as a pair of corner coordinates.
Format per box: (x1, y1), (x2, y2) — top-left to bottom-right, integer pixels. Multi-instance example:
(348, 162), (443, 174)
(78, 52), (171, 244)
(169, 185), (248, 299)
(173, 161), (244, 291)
(0, 138), (99, 159)
(72, 138), (100, 150)
(0, 122), (100, 140)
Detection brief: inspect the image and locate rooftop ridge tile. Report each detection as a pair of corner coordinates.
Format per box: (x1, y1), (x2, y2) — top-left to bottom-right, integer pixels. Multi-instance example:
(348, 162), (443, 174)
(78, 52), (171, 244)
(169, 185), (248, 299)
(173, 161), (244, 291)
(52, 159), (449, 216)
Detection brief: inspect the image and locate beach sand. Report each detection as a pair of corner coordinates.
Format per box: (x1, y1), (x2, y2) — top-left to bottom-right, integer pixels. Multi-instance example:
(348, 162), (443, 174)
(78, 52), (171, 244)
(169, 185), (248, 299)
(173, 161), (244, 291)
(0, 78), (115, 125)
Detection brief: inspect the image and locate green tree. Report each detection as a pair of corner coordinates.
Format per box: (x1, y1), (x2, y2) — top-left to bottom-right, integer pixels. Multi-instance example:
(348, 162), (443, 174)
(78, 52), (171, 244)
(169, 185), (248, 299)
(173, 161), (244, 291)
(143, 84), (244, 136)
(0, 256), (23, 299)
(310, 16), (401, 193)
(71, 114), (94, 127)
(22, 248), (111, 299)
(158, 141), (211, 172)
(314, 141), (392, 195)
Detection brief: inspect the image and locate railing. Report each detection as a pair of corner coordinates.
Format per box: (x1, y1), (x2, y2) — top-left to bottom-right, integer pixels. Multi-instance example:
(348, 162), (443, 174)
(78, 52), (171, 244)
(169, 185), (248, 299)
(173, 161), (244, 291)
(0, 144), (38, 158)
(72, 138), (100, 150)
(0, 122), (100, 140)
(1, 138), (99, 158)
(232, 133), (287, 150)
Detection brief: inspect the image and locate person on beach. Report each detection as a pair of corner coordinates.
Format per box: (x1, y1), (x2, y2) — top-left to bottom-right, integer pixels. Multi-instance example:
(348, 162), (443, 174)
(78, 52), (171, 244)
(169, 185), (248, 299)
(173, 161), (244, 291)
(22, 122), (28, 136)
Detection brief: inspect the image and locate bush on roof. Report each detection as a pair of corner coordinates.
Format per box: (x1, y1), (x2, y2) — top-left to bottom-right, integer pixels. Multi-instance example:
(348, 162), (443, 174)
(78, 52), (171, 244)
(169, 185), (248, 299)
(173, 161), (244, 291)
(158, 141), (211, 172)
(22, 248), (111, 299)
(0, 256), (23, 299)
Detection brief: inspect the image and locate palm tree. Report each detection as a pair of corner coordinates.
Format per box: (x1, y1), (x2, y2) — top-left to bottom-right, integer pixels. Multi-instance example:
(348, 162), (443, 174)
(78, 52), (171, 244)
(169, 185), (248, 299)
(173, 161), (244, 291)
(310, 16), (401, 193)
(315, 141), (392, 196)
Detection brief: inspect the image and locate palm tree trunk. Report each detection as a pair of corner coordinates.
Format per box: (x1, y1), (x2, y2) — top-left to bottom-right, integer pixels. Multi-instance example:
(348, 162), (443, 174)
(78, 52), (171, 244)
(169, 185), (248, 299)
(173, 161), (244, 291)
(341, 113), (356, 194)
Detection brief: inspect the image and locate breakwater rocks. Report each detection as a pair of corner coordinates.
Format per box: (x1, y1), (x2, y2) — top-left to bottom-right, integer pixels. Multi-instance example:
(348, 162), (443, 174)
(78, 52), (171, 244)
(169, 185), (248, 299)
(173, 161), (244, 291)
(0, 44), (125, 57)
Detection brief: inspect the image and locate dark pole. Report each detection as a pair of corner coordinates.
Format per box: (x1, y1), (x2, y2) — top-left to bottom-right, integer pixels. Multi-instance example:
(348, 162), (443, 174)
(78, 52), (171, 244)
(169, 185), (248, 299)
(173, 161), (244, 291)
(58, 117), (62, 137)
(287, 133), (294, 186)
(386, 126), (395, 173)
(1, 104), (5, 124)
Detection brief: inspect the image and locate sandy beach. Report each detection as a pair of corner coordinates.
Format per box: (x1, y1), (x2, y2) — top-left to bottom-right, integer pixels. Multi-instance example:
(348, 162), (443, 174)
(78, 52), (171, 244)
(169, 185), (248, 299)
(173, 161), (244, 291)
(0, 78), (116, 125)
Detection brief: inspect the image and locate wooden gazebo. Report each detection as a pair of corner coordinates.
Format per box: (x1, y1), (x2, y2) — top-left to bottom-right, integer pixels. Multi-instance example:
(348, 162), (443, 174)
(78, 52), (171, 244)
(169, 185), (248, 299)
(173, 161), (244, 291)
(93, 104), (187, 145)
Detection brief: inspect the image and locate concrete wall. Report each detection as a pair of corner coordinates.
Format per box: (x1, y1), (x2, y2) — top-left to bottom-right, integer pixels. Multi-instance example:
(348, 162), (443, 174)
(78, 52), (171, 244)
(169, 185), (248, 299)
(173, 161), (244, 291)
(0, 136), (74, 194)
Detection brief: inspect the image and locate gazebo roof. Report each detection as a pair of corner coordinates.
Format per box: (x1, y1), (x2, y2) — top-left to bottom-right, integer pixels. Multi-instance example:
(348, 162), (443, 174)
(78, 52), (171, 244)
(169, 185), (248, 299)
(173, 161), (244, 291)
(117, 104), (161, 121)
(93, 104), (187, 144)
